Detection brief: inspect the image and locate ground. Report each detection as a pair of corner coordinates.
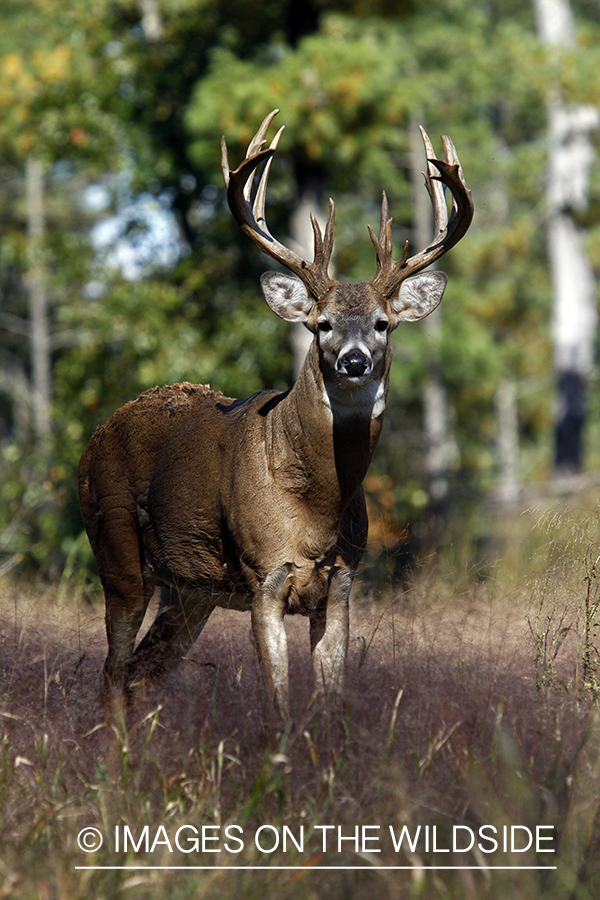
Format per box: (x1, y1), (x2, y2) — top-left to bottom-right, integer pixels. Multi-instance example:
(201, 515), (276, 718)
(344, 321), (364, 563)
(0, 497), (599, 899)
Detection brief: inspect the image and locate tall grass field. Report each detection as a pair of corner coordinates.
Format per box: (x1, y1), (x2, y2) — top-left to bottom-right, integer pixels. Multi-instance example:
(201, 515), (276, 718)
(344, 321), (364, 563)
(1, 495), (599, 899)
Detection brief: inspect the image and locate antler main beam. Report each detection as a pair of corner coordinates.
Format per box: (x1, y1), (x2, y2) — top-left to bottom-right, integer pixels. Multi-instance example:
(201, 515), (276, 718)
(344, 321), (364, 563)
(370, 127), (473, 297)
(221, 109), (335, 300)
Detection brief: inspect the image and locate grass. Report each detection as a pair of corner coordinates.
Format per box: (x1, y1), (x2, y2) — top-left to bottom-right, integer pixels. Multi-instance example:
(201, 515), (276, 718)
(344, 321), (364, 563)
(0, 497), (600, 898)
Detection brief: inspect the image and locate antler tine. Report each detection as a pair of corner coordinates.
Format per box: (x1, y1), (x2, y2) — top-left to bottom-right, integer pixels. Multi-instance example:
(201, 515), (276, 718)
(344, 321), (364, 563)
(242, 110), (282, 204)
(310, 213), (323, 260)
(221, 110), (280, 193)
(379, 191), (393, 258)
(371, 127), (473, 297)
(223, 110), (335, 298)
(441, 134), (466, 219)
(420, 126), (448, 237)
(367, 192), (390, 266)
(246, 108), (280, 159)
(441, 133), (460, 167)
(311, 198), (335, 270)
(368, 191), (408, 279)
(220, 136), (231, 190)
(378, 191), (390, 246)
(253, 124), (285, 227)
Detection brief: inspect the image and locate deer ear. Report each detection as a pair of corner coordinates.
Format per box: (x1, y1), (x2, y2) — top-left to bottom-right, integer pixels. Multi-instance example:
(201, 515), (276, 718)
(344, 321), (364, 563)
(389, 271), (448, 324)
(260, 272), (316, 322)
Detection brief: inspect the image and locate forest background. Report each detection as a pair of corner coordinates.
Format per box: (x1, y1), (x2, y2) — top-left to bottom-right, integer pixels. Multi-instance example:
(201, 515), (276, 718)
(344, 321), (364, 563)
(1, 0), (600, 586)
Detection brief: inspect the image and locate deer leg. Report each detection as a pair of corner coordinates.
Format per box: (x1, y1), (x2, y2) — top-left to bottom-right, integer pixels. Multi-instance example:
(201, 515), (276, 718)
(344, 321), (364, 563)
(126, 585), (215, 687)
(309, 567), (352, 700)
(251, 567), (291, 722)
(97, 508), (155, 700)
(102, 577), (155, 715)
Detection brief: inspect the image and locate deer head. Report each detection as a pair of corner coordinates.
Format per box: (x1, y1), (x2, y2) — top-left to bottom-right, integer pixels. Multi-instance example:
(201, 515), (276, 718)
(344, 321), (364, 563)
(221, 110), (473, 393)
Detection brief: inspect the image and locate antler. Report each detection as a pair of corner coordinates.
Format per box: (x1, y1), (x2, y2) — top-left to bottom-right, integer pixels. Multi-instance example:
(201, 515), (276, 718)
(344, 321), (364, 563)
(221, 109), (335, 299)
(222, 112), (473, 301)
(368, 127), (473, 297)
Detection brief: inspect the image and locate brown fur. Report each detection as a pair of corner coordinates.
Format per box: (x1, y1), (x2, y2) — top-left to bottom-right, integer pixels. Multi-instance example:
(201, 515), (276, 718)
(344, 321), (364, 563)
(79, 341), (378, 719)
(80, 113), (472, 722)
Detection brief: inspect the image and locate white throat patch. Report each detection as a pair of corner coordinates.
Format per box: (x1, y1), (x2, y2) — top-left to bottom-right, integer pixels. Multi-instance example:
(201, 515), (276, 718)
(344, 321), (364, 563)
(322, 378), (386, 421)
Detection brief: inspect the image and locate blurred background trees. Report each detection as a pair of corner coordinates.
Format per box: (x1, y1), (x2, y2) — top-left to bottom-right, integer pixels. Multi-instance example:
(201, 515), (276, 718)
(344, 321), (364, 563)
(1, 0), (600, 582)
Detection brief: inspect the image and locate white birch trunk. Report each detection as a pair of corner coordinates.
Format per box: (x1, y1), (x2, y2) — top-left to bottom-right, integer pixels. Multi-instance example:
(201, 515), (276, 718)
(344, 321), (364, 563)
(26, 156), (51, 450)
(533, 0), (599, 470)
(138, 0), (164, 41)
(489, 143), (521, 504)
(495, 380), (520, 505)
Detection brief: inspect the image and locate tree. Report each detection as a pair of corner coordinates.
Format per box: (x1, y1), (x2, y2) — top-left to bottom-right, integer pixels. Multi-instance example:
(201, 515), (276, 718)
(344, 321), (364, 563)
(2, 0), (600, 576)
(533, 0), (599, 472)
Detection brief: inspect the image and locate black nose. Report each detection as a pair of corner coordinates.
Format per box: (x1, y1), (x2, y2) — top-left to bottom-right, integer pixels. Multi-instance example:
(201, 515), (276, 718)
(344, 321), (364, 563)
(340, 350), (370, 377)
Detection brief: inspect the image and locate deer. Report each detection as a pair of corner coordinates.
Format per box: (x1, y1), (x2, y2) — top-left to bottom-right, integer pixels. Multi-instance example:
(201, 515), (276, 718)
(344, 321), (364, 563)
(79, 109), (473, 722)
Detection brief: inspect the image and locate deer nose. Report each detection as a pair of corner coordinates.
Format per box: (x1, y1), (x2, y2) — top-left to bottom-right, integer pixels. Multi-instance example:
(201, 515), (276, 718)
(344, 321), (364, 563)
(338, 349), (372, 378)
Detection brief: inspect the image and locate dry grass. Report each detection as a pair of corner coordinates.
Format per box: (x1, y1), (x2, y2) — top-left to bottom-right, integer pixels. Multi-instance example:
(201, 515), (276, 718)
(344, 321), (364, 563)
(1, 500), (600, 899)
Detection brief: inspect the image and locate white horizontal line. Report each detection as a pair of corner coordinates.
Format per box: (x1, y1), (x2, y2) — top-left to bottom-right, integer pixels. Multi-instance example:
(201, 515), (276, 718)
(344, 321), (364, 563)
(75, 865), (557, 871)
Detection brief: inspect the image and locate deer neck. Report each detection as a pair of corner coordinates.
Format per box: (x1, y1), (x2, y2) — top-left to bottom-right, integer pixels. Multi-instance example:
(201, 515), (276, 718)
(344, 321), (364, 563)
(266, 339), (390, 512)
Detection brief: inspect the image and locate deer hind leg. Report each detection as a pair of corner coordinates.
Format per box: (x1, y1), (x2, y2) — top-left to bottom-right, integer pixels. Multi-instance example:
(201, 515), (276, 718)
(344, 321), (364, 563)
(94, 509), (156, 712)
(309, 567), (352, 701)
(125, 585), (215, 690)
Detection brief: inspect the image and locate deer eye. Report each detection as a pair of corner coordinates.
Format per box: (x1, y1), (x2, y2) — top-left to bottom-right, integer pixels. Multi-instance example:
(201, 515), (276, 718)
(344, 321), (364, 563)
(317, 320), (332, 333)
(374, 319), (388, 333)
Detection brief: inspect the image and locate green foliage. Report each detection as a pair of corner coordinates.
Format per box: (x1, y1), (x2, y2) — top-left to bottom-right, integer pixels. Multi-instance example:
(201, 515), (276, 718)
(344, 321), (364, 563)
(183, 2), (576, 551)
(0, 0), (136, 167)
(1, 0), (600, 574)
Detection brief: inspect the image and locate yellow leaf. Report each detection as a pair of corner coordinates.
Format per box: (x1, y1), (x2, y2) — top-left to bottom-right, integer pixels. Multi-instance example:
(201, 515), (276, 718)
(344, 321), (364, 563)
(32, 45), (72, 83)
(1, 53), (23, 79)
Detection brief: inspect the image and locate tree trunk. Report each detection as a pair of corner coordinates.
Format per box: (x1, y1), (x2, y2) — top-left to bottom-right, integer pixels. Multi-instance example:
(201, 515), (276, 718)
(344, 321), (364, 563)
(0, 354), (31, 444)
(490, 142), (521, 505)
(495, 379), (520, 505)
(533, 0), (599, 472)
(138, 0), (164, 42)
(26, 156), (51, 452)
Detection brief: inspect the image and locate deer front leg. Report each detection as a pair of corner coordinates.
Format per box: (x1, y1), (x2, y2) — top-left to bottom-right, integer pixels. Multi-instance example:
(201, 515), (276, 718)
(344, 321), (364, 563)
(309, 567), (352, 701)
(251, 567), (291, 722)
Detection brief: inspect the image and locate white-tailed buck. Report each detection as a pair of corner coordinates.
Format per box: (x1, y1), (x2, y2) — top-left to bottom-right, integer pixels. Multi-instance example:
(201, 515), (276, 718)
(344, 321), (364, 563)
(79, 110), (473, 720)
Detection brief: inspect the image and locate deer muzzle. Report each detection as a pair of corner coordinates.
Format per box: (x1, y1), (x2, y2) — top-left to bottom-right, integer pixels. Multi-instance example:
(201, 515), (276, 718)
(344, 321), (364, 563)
(337, 349), (373, 379)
